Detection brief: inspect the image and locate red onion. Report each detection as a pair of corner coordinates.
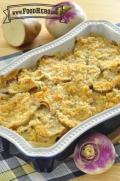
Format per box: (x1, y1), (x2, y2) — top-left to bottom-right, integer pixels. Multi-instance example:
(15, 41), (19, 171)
(74, 133), (116, 175)
(46, 1), (87, 38)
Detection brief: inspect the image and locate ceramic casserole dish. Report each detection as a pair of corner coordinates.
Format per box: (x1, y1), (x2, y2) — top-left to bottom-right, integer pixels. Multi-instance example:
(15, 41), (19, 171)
(0, 20), (120, 172)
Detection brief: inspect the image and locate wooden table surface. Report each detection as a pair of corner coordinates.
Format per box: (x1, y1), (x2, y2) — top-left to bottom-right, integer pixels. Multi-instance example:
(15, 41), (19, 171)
(0, 0), (120, 57)
(0, 0), (120, 180)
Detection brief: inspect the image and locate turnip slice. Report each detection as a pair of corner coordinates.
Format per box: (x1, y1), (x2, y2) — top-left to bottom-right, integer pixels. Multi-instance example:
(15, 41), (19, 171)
(2, 18), (41, 47)
(74, 132), (116, 175)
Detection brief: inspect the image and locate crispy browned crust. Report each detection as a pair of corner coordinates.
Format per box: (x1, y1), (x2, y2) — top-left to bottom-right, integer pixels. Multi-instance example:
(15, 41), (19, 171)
(0, 34), (120, 146)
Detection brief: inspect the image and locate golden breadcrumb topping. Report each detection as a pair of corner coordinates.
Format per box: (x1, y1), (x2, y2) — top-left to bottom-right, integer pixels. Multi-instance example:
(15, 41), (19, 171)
(0, 34), (120, 147)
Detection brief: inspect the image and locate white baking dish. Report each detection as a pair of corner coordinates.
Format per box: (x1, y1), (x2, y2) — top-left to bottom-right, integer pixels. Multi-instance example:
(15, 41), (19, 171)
(0, 20), (120, 159)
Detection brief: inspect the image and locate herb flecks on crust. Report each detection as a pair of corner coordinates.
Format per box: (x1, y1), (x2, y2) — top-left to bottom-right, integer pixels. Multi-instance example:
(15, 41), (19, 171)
(0, 34), (120, 147)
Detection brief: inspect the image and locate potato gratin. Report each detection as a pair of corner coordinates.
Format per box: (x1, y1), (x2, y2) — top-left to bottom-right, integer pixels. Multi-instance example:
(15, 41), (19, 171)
(0, 34), (120, 147)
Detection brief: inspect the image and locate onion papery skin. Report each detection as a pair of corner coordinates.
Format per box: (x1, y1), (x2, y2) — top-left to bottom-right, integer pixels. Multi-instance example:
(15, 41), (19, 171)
(74, 133), (116, 175)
